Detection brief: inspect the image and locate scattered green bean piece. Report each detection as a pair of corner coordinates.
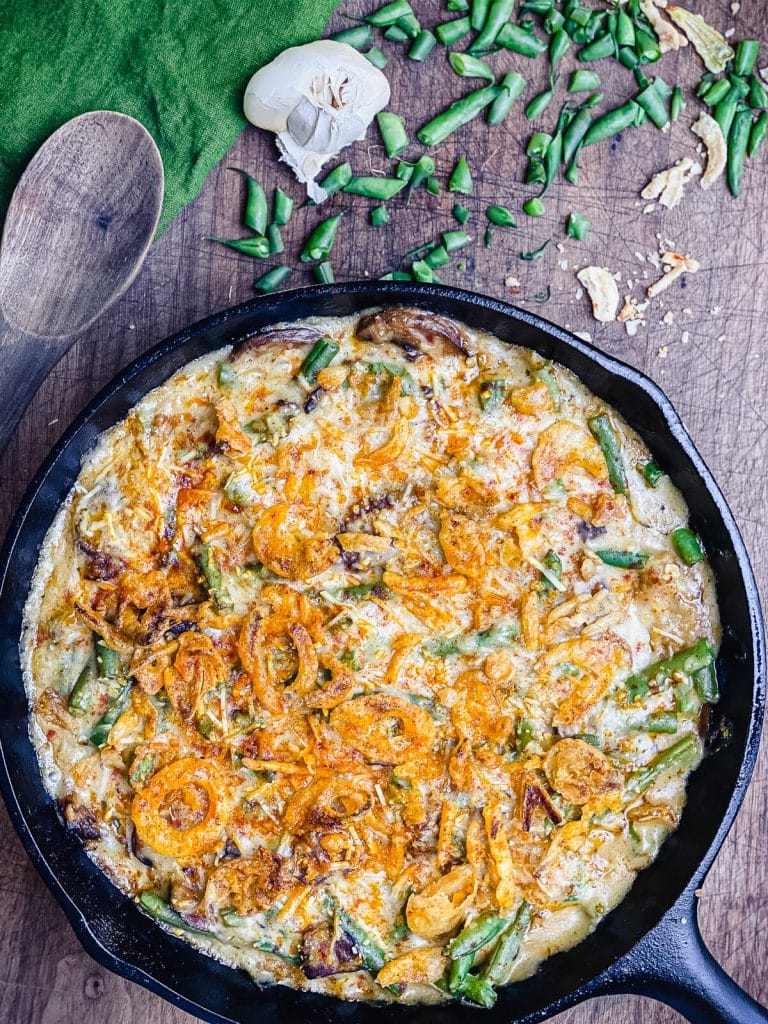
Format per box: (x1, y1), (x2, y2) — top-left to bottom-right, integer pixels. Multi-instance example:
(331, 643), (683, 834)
(496, 23), (547, 58)
(267, 223), (283, 255)
(370, 205), (390, 227)
(579, 32), (616, 61)
(674, 680), (700, 714)
(523, 197), (545, 217)
(643, 713), (679, 734)
(448, 156), (473, 194)
(412, 259), (438, 282)
(273, 187), (293, 226)
(487, 205), (517, 227)
(384, 24), (410, 42)
(425, 244), (450, 268)
(670, 86), (685, 121)
(436, 16), (471, 45)
(694, 663), (719, 703)
(139, 892), (212, 936)
(90, 681), (130, 747)
(377, 112), (409, 158)
(541, 129), (563, 194)
(300, 338), (340, 383)
(459, 974), (497, 1007)
(671, 526), (705, 566)
(470, 0), (490, 32)
(642, 461), (665, 487)
(634, 26), (660, 64)
(520, 239), (550, 260)
(330, 25), (374, 49)
(300, 213), (343, 262)
(550, 29), (570, 71)
(229, 169), (268, 235)
(479, 379), (506, 411)
(583, 101), (640, 145)
(734, 39), (760, 77)
(749, 111), (768, 156)
(254, 265), (292, 293)
(484, 227), (493, 247)
(728, 109), (752, 197)
(702, 77), (730, 107)
(628, 735), (699, 794)
(96, 639), (120, 680)
(426, 175), (441, 196)
(68, 663), (94, 716)
(366, 47), (389, 69)
(516, 717), (534, 752)
(443, 229), (471, 252)
(396, 160), (415, 182)
(210, 235), (270, 258)
(448, 0), (470, 9)
(446, 913), (508, 959)
(715, 95), (739, 139)
(487, 71), (527, 124)
(569, 69), (601, 92)
(450, 52), (495, 81)
(596, 549), (648, 569)
(196, 544), (231, 609)
(616, 7), (635, 48)
(538, 547), (562, 595)
(453, 203), (471, 224)
(562, 108), (592, 164)
(314, 261), (334, 284)
(471, 0), (516, 53)
(365, 0), (412, 27)
(748, 74), (768, 109)
(409, 29), (436, 61)
(588, 414), (627, 494)
(344, 176), (406, 200)
(397, 12), (421, 37)
(627, 639), (716, 699)
(636, 82), (669, 128)
(418, 85), (500, 146)
(527, 158), (546, 184)
(527, 132), (551, 158)
(409, 154), (435, 191)
(525, 86), (556, 120)
(448, 954), (473, 992)
(566, 210), (590, 240)
(483, 902), (532, 985)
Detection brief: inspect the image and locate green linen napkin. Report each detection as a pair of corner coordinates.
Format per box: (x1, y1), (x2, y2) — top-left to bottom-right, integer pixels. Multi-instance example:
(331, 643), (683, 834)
(0, 0), (340, 235)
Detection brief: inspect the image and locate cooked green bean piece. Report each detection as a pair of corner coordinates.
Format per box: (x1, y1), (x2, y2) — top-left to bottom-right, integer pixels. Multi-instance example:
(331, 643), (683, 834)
(210, 235), (270, 258)
(254, 265), (292, 293)
(314, 261), (334, 284)
(728, 109), (752, 197)
(579, 33), (616, 61)
(344, 176), (406, 200)
(749, 111), (768, 156)
(436, 16), (471, 45)
(68, 663), (94, 716)
(370, 205), (390, 226)
(300, 213), (343, 262)
(273, 187), (293, 226)
(409, 154), (435, 191)
(385, 24), (410, 42)
(90, 681), (130, 747)
(639, 713), (679, 734)
(596, 549), (649, 569)
(636, 83), (669, 128)
(566, 210), (590, 240)
(197, 544), (231, 609)
(377, 112), (408, 157)
(449, 52), (495, 81)
(453, 203), (471, 224)
(487, 205), (517, 227)
(409, 29), (436, 61)
(425, 244), (450, 268)
(496, 23), (547, 58)
(471, 0), (516, 53)
(525, 86), (556, 120)
(674, 680), (699, 714)
(459, 974), (497, 1008)
(523, 197), (545, 216)
(448, 953), (473, 992)
(628, 734), (699, 794)
(549, 29), (570, 70)
(139, 892), (212, 936)
(217, 360), (236, 391)
(448, 156), (473, 193)
(670, 86), (685, 121)
(96, 639), (120, 680)
(587, 414), (627, 494)
(516, 717), (534, 752)
(366, 47), (389, 69)
(335, 907), (387, 972)
(538, 547), (562, 595)
(365, 0), (412, 26)
(443, 229), (471, 252)
(267, 224), (283, 255)
(532, 361), (560, 407)
(470, 0), (490, 32)
(479, 379), (506, 411)
(694, 663), (719, 703)
(299, 338), (340, 383)
(569, 69), (601, 92)
(330, 25), (374, 49)
(229, 169), (268, 235)
(418, 85), (499, 146)
(483, 902), (532, 985)
(446, 913), (508, 959)
(641, 460), (665, 487)
(430, 621), (518, 657)
(734, 39), (760, 77)
(671, 526), (705, 566)
(487, 71), (526, 124)
(627, 639), (716, 700)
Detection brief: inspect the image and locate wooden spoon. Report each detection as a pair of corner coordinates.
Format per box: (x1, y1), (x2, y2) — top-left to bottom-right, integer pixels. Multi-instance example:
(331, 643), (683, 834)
(0, 111), (163, 453)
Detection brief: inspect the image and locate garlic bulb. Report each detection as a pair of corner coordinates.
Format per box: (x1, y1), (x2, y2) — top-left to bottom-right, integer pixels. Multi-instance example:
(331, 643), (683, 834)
(244, 41), (391, 202)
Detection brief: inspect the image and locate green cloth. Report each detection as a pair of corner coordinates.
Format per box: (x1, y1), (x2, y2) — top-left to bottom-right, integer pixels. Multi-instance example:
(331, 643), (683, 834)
(0, 0), (339, 234)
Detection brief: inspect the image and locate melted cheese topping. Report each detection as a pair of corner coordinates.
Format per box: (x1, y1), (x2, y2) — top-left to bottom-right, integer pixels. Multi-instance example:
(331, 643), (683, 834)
(23, 309), (719, 1006)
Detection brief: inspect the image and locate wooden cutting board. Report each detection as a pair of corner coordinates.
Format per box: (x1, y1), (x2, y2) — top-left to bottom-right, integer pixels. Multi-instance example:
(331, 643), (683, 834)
(1, 1), (766, 1021)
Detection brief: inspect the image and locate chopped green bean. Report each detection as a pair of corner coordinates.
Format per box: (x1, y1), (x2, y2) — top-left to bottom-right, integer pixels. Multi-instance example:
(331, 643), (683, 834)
(229, 169), (268, 235)
(273, 187), (293, 226)
(671, 526), (705, 566)
(616, 7), (635, 48)
(734, 39), (760, 77)
(254, 265), (292, 293)
(487, 205), (517, 227)
(366, 47), (389, 68)
(538, 547), (562, 595)
(443, 229), (471, 252)
(425, 244), (450, 268)
(487, 71), (526, 124)
(68, 663), (94, 716)
(636, 82), (669, 128)
(587, 413), (627, 494)
(448, 0), (470, 9)
(527, 132), (551, 158)
(197, 544), (231, 609)
(436, 16), (471, 45)
(449, 52), (495, 81)
(471, 0), (516, 53)
(715, 95), (739, 139)
(458, 974), (497, 1008)
(628, 734), (699, 794)
(344, 176), (406, 200)
(267, 223), (283, 255)
(479, 379), (506, 411)
(448, 157), (473, 195)
(96, 639), (120, 680)
(634, 26), (660, 63)
(569, 69), (601, 92)
(525, 86), (556, 120)
(409, 154), (435, 191)
(496, 23), (547, 58)
(418, 85), (499, 146)
(396, 160), (415, 182)
(446, 912), (507, 959)
(541, 128), (563, 194)
(641, 461), (665, 487)
(370, 205), (390, 226)
(562, 107), (592, 164)
(674, 680), (699, 715)
(670, 86), (685, 121)
(566, 210), (590, 240)
(365, 0), (412, 27)
(627, 639), (716, 700)
(702, 77), (731, 107)
(448, 954), (473, 992)
(397, 12), (421, 37)
(384, 24), (410, 42)
(377, 112), (409, 157)
(596, 549), (649, 569)
(429, 621), (518, 657)
(642, 713), (679, 735)
(330, 25), (374, 49)
(453, 203), (471, 224)
(411, 259), (437, 282)
(470, 0), (490, 32)
(579, 33), (616, 61)
(299, 338), (340, 383)
(549, 29), (570, 71)
(748, 74), (768, 109)
(694, 662), (719, 703)
(749, 111), (768, 156)
(300, 213), (343, 262)
(314, 261), (334, 284)
(209, 235), (270, 258)
(90, 681), (131, 747)
(139, 892), (212, 936)
(523, 197), (546, 216)
(516, 717), (534, 752)
(483, 902), (532, 985)
(728, 109), (752, 197)
(409, 29), (436, 61)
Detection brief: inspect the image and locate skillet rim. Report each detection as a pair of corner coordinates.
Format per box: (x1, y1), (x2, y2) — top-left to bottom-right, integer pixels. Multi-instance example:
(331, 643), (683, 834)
(0, 280), (763, 1024)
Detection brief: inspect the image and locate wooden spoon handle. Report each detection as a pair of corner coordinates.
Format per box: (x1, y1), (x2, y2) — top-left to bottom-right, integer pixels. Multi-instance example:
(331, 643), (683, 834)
(0, 320), (62, 455)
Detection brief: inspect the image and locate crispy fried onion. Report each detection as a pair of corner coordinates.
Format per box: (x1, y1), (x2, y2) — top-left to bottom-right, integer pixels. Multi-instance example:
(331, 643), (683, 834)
(483, 798), (522, 908)
(535, 635), (631, 726)
(131, 757), (232, 858)
(73, 600), (134, 656)
(166, 631), (227, 722)
(517, 774), (563, 832)
(355, 418), (410, 469)
(252, 502), (337, 580)
(238, 607), (319, 714)
(283, 777), (373, 834)
(377, 947), (448, 987)
(382, 571), (467, 631)
(531, 421), (608, 491)
(451, 671), (513, 745)
(438, 512), (488, 579)
(115, 570), (172, 644)
(330, 694), (436, 765)
(406, 863), (476, 939)
(544, 738), (623, 805)
(205, 847), (292, 916)
(214, 396), (251, 455)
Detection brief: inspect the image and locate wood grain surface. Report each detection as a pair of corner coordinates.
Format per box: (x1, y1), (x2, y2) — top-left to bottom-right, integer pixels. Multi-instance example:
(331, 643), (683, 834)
(1, 1), (766, 1021)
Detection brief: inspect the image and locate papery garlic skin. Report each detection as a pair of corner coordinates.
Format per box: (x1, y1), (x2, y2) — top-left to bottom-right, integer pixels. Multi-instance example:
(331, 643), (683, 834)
(244, 41), (391, 202)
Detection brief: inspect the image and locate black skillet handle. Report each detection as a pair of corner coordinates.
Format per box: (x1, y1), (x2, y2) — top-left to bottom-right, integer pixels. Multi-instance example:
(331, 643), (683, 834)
(598, 887), (768, 1023)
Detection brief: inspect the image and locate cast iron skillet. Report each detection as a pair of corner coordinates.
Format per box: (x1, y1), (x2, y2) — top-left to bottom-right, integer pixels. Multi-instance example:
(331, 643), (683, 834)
(0, 283), (765, 1024)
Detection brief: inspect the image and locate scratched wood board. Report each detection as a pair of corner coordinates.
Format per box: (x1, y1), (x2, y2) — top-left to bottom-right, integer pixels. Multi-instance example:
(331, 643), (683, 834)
(0, 0), (766, 1020)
